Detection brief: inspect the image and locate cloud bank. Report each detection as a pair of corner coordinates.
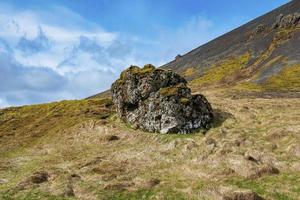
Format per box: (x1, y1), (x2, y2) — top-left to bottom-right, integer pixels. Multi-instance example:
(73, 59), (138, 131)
(0, 3), (223, 108)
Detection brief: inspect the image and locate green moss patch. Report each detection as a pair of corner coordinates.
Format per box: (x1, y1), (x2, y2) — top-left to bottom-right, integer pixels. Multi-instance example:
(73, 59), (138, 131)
(225, 172), (300, 200)
(117, 64), (159, 85)
(180, 98), (190, 104)
(191, 53), (250, 87)
(235, 64), (300, 92)
(265, 64), (300, 91)
(0, 98), (113, 154)
(159, 83), (187, 97)
(182, 67), (197, 78)
(159, 87), (180, 97)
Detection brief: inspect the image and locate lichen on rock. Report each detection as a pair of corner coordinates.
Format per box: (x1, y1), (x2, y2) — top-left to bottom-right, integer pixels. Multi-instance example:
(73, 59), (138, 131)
(111, 64), (214, 134)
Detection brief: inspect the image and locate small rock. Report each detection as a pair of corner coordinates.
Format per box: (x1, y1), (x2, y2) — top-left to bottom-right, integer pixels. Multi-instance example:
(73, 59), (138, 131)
(206, 138), (217, 147)
(240, 106), (249, 112)
(106, 135), (120, 141)
(144, 178), (160, 188)
(69, 173), (81, 182)
(245, 151), (261, 163)
(254, 24), (266, 35)
(0, 179), (8, 184)
(30, 171), (49, 184)
(175, 54), (182, 60)
(253, 164), (279, 178)
(16, 171), (49, 190)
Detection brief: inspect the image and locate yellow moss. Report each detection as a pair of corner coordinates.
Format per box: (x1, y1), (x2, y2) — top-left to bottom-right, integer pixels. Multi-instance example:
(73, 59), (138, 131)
(180, 98), (190, 104)
(117, 64), (159, 85)
(191, 53), (250, 87)
(234, 64), (300, 92)
(265, 64), (300, 91)
(182, 67), (197, 77)
(233, 82), (263, 92)
(139, 64), (156, 74)
(159, 87), (180, 97)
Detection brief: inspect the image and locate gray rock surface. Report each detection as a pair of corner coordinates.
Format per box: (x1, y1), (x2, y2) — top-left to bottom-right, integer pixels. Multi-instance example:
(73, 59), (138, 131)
(111, 64), (214, 134)
(272, 12), (300, 29)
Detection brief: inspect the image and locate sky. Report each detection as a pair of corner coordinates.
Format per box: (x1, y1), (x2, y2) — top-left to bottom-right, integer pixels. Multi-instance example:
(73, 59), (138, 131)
(0, 0), (290, 107)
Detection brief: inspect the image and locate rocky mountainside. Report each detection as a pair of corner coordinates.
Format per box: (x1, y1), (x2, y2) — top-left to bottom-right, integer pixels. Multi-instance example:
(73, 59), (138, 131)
(162, 0), (300, 92)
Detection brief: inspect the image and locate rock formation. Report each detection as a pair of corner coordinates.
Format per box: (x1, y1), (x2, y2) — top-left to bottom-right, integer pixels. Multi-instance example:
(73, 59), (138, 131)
(111, 64), (214, 134)
(272, 13), (300, 29)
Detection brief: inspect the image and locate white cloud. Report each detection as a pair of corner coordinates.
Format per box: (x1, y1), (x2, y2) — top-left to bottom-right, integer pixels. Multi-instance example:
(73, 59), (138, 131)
(0, 4), (128, 107)
(0, 3), (226, 107)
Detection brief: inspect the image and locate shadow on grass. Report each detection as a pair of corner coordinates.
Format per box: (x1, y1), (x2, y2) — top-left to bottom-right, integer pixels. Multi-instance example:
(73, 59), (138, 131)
(211, 108), (234, 128)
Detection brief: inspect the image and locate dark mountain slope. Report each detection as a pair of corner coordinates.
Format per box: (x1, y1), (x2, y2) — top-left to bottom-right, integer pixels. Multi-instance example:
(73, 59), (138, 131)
(162, 0), (300, 92)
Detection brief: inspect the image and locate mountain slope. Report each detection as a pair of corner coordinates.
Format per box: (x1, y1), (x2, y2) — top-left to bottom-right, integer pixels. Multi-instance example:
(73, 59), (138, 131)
(162, 0), (300, 92)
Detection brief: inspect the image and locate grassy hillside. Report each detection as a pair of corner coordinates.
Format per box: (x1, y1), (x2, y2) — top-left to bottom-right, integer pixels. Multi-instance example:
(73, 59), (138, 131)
(1, 90), (300, 200)
(1, 2), (300, 199)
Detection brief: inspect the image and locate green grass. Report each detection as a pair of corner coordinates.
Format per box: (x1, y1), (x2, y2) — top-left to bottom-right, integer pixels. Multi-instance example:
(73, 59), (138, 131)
(1, 75), (299, 199)
(225, 172), (300, 200)
(1, 190), (75, 200)
(96, 188), (189, 200)
(0, 98), (113, 154)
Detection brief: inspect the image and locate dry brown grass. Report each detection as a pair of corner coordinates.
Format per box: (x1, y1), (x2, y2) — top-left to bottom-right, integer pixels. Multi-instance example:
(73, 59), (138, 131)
(0, 90), (300, 199)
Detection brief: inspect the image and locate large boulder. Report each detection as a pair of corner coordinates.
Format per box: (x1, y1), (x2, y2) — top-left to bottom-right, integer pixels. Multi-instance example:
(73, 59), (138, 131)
(111, 64), (214, 134)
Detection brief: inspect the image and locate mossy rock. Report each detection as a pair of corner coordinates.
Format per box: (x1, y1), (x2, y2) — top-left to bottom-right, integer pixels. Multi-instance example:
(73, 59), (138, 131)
(159, 83), (187, 97)
(159, 87), (180, 97)
(117, 64), (158, 85)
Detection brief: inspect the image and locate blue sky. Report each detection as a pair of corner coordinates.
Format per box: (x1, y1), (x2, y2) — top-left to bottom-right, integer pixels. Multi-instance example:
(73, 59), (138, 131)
(0, 0), (289, 107)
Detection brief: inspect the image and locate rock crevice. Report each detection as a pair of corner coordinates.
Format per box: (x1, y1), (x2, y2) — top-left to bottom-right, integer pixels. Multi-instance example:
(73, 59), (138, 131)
(111, 64), (214, 134)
